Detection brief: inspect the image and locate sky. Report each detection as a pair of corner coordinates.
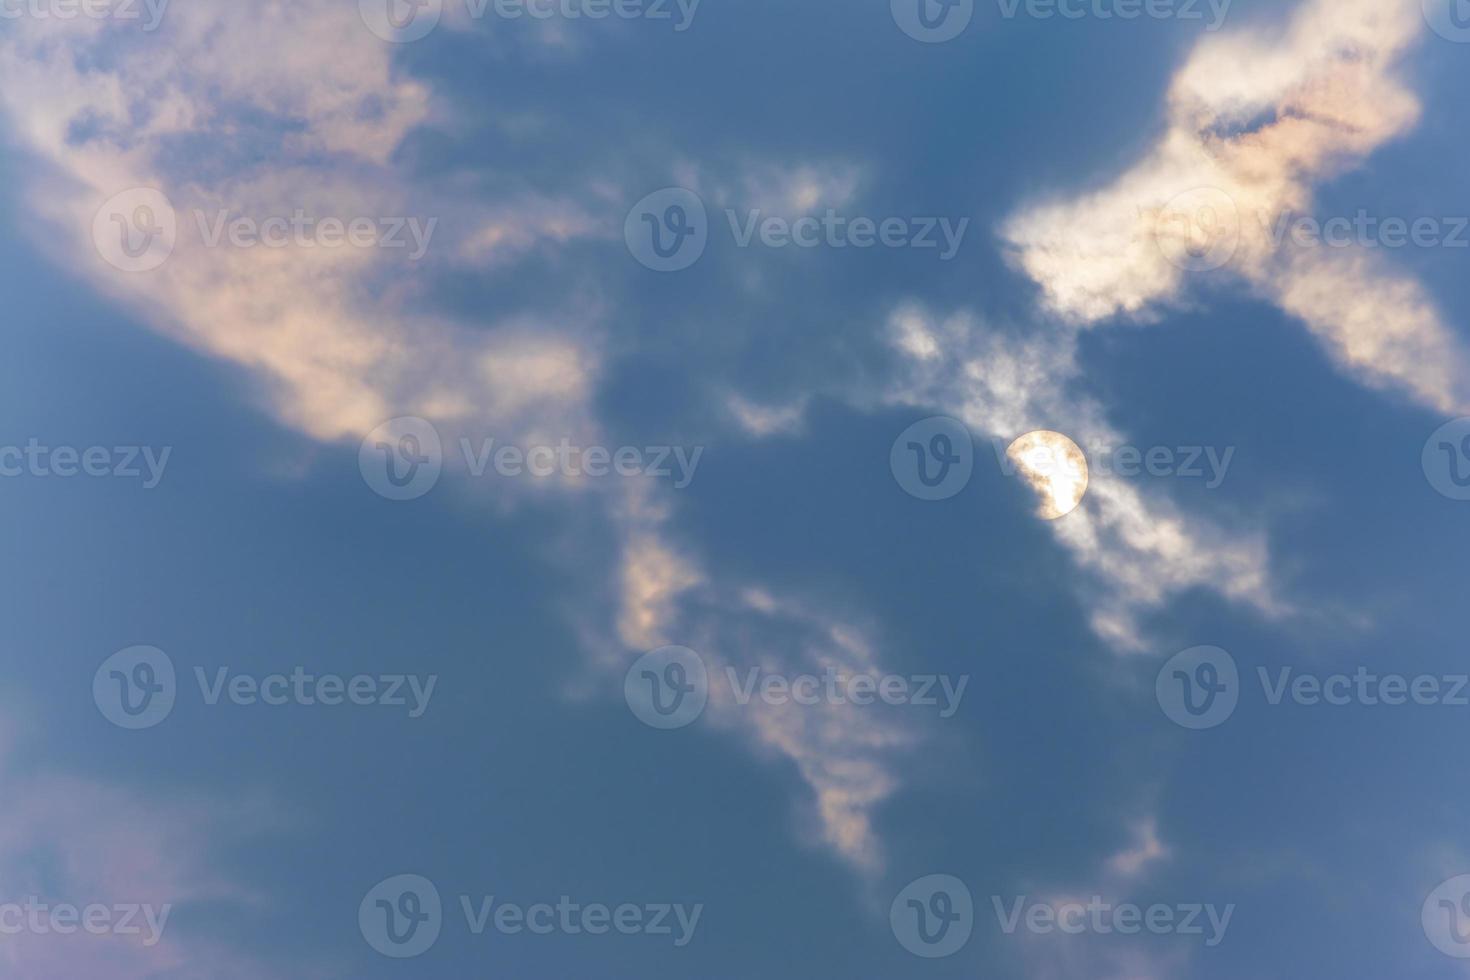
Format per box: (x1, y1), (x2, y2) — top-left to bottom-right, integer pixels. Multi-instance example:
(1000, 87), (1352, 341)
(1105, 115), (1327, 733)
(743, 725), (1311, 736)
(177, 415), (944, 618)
(1, 0), (1470, 977)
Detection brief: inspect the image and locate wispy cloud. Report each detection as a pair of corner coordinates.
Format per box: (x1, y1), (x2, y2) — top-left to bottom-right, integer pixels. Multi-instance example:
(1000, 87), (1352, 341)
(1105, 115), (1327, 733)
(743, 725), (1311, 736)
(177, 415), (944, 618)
(1004, 0), (1466, 414)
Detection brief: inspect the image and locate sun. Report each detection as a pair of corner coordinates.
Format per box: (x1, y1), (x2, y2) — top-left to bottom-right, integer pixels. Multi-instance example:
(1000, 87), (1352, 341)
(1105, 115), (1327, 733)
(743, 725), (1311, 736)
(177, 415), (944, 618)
(1006, 431), (1089, 520)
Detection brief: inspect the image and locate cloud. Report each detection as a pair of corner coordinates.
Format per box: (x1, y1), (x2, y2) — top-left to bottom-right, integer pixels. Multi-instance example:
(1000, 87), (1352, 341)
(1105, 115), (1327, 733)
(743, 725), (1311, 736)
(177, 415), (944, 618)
(726, 393), (810, 438)
(1004, 0), (1467, 415)
(0, 6), (599, 444)
(882, 304), (1282, 650)
(1107, 817), (1170, 878)
(0, 733), (294, 979)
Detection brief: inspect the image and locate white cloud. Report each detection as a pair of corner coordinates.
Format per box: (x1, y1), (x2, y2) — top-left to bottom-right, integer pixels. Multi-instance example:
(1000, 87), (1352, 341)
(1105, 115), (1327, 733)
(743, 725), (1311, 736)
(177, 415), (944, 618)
(1004, 0), (1467, 415)
(882, 304), (1282, 650)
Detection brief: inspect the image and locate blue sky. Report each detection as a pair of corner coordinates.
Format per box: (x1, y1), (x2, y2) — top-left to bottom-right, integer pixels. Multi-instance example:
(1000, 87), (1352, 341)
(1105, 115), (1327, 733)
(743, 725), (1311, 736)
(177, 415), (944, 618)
(2, 0), (1470, 977)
